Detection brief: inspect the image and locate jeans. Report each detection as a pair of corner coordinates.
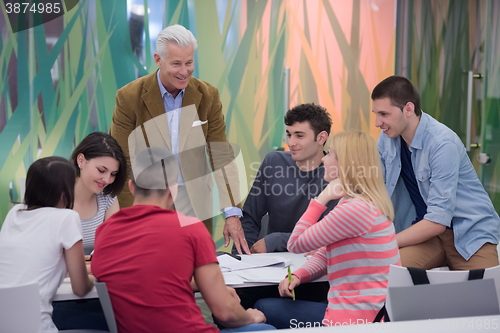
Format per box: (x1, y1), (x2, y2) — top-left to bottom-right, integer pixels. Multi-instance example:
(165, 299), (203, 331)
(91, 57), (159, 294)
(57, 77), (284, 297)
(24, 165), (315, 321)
(236, 281), (330, 309)
(221, 323), (276, 331)
(52, 299), (108, 330)
(254, 298), (327, 329)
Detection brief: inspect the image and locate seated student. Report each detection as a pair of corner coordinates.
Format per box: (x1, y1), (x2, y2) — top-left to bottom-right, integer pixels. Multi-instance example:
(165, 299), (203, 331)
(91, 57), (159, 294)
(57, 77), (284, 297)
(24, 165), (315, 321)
(255, 131), (401, 329)
(226, 103), (337, 309)
(91, 148), (275, 332)
(52, 132), (127, 331)
(0, 156), (94, 333)
(372, 75), (499, 270)
(225, 103), (338, 255)
(71, 132), (127, 255)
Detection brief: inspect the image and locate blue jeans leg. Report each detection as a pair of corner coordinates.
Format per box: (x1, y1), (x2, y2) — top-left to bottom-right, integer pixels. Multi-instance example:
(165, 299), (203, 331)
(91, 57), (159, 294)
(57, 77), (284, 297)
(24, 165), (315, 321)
(221, 323), (276, 331)
(52, 299), (108, 331)
(254, 298), (327, 329)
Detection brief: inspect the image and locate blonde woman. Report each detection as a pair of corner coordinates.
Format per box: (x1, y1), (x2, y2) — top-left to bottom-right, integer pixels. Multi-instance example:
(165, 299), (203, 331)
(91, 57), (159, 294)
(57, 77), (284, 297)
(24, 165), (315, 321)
(255, 131), (400, 328)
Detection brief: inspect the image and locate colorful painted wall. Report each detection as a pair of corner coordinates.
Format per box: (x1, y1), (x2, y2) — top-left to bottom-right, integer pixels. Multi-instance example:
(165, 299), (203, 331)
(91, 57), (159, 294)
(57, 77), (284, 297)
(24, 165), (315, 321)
(0, 0), (397, 246)
(402, 0), (500, 211)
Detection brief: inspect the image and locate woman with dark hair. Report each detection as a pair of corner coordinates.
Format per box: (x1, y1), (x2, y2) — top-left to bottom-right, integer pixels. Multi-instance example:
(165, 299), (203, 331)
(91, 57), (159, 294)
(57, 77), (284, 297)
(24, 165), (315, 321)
(0, 156), (94, 333)
(50, 132), (127, 331)
(70, 132), (127, 255)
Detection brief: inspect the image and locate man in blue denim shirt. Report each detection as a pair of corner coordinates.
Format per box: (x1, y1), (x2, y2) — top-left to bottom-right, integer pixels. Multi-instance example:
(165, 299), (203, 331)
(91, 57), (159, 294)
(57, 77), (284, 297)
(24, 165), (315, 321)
(371, 76), (499, 270)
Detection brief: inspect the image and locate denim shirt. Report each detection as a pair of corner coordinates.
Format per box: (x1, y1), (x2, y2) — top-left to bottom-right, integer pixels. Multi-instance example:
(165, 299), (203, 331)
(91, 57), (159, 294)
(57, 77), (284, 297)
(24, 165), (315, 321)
(378, 112), (500, 260)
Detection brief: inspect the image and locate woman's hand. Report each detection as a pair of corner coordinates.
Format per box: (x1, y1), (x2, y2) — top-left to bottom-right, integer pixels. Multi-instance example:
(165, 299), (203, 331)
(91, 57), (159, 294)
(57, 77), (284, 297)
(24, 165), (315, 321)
(278, 274), (301, 298)
(316, 178), (345, 205)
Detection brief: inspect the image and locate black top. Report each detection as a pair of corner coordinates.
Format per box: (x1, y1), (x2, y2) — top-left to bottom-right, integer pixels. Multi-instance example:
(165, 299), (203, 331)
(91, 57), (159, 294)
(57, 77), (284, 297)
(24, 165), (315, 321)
(400, 137), (427, 225)
(236, 151), (337, 252)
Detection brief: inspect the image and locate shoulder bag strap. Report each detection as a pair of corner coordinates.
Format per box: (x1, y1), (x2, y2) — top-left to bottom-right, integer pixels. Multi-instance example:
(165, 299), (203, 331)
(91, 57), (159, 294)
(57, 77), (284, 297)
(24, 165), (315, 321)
(468, 268), (485, 280)
(407, 267), (430, 285)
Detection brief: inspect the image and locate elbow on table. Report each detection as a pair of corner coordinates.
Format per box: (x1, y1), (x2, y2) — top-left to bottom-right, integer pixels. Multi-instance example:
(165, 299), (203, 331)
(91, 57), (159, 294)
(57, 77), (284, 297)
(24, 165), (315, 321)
(72, 287), (88, 297)
(71, 279), (94, 297)
(287, 241), (300, 254)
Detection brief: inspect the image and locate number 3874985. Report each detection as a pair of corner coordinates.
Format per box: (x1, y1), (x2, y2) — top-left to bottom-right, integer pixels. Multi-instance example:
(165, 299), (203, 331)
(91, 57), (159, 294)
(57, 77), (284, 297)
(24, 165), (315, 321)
(5, 2), (62, 14)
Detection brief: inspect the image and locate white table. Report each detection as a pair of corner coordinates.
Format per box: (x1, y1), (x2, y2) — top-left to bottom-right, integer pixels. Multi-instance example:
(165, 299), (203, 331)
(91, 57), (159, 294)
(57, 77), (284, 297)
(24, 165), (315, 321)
(55, 252), (319, 301)
(54, 278), (97, 301)
(222, 252), (326, 288)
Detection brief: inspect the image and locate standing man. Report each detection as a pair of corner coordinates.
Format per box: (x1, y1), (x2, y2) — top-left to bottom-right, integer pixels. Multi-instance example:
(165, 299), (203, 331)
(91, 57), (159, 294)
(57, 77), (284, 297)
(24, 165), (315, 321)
(372, 75), (499, 270)
(228, 103), (338, 254)
(111, 25), (241, 236)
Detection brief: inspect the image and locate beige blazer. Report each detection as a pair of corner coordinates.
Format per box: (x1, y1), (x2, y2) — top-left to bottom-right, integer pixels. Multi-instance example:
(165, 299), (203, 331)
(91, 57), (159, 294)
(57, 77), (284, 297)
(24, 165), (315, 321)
(111, 72), (241, 233)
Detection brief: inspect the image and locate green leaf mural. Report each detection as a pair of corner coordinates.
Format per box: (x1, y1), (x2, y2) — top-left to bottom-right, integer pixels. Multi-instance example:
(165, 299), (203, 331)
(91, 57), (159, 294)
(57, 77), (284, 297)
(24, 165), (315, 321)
(0, 1), (397, 249)
(405, 0), (500, 212)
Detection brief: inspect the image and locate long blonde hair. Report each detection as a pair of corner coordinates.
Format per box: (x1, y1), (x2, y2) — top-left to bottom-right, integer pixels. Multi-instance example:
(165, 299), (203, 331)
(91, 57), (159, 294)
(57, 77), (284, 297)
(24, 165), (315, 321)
(330, 130), (394, 220)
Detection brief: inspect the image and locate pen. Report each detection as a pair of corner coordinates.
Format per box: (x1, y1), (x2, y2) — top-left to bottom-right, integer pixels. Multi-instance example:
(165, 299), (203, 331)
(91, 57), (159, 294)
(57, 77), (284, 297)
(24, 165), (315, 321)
(287, 266), (296, 301)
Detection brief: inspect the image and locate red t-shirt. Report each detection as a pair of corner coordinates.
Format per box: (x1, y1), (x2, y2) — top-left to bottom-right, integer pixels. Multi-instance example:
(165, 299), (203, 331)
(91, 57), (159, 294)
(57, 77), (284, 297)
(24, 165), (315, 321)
(92, 205), (219, 333)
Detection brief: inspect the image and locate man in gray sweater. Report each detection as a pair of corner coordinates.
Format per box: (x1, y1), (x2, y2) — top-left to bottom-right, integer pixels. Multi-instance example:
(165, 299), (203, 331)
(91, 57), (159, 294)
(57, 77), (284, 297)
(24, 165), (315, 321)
(230, 103), (338, 254)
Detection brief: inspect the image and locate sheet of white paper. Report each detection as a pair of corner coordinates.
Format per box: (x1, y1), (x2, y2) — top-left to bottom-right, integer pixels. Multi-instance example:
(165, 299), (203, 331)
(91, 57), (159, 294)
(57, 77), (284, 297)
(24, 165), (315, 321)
(217, 254), (290, 271)
(239, 255), (291, 269)
(217, 255), (255, 271)
(236, 267), (288, 283)
(222, 271), (246, 285)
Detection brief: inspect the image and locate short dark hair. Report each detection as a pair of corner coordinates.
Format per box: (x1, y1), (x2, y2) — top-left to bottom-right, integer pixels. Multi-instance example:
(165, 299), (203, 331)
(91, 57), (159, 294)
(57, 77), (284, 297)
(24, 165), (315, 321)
(131, 148), (179, 199)
(284, 103), (332, 138)
(25, 156), (75, 210)
(371, 76), (421, 116)
(71, 132), (127, 197)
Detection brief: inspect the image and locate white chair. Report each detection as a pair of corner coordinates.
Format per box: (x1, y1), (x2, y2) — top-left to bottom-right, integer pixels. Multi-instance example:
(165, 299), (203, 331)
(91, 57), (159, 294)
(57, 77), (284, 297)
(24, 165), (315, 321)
(0, 282), (111, 333)
(386, 264), (500, 321)
(0, 283), (41, 333)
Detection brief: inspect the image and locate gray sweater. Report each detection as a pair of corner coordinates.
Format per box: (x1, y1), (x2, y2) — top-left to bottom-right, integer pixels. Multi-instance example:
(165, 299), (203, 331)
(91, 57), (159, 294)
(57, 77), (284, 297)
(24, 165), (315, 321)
(238, 151), (337, 252)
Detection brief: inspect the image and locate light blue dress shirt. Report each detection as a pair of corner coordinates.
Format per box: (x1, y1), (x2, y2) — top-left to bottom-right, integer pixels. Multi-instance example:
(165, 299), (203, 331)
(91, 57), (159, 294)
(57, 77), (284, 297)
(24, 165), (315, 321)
(378, 112), (500, 260)
(156, 71), (242, 219)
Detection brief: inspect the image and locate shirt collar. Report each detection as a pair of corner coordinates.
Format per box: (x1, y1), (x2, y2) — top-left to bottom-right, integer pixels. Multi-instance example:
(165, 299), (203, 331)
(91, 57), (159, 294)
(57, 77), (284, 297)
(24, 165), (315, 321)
(410, 111), (429, 150)
(156, 70), (185, 99)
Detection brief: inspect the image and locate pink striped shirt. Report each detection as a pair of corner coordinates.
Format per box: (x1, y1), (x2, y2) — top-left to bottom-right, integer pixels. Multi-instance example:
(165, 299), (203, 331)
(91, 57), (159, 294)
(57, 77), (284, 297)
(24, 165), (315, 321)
(288, 198), (400, 326)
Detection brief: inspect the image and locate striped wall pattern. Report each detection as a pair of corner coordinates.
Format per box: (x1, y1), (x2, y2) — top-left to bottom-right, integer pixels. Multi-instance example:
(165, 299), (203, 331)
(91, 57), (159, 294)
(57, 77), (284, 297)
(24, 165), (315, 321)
(0, 1), (396, 248)
(405, 0), (500, 212)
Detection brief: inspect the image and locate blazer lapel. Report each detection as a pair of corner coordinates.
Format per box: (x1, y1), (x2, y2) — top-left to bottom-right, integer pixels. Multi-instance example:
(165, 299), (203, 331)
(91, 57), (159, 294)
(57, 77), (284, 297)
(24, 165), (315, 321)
(142, 72), (172, 150)
(179, 79), (202, 151)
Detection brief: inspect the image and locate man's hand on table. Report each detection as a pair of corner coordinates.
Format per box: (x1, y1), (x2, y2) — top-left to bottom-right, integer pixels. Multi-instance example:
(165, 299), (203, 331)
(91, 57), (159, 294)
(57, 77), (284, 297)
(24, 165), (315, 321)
(223, 216), (251, 255)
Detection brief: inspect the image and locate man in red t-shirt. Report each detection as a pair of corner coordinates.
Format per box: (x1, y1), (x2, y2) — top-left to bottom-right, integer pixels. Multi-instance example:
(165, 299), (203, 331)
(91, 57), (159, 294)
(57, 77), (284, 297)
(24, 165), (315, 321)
(92, 148), (273, 332)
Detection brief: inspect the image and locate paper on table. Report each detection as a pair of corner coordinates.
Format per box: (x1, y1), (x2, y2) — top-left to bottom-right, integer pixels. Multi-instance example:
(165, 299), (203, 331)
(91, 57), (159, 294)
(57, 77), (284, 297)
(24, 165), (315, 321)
(222, 271), (246, 285)
(236, 267), (288, 283)
(217, 254), (291, 272)
(240, 255), (291, 268)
